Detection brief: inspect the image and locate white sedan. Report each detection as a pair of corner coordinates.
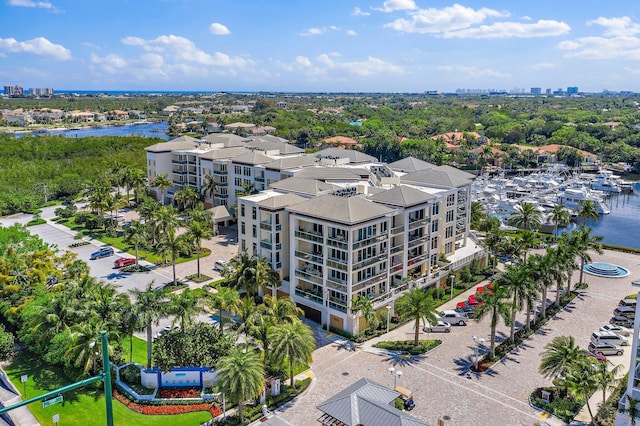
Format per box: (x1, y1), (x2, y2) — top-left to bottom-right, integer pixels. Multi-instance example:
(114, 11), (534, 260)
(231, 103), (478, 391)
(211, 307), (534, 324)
(423, 320), (451, 333)
(600, 324), (632, 337)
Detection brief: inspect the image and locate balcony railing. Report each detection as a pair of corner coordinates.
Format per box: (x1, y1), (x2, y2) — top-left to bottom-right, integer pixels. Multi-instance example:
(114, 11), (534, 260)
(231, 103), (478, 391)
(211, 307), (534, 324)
(295, 230), (323, 243)
(255, 176), (265, 182)
(408, 218), (427, 229)
(326, 278), (347, 293)
(295, 269), (323, 285)
(294, 287), (323, 304)
(260, 240), (282, 251)
(352, 255), (385, 271)
(213, 169), (227, 175)
(327, 259), (348, 271)
(328, 300), (347, 313)
(391, 225), (404, 234)
(295, 250), (323, 265)
(353, 235), (387, 250)
(353, 272), (387, 292)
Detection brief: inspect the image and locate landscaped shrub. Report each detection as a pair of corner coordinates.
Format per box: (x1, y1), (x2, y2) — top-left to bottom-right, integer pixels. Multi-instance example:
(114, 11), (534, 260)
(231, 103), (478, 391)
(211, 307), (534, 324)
(26, 218), (46, 226)
(530, 387), (583, 423)
(373, 340), (441, 355)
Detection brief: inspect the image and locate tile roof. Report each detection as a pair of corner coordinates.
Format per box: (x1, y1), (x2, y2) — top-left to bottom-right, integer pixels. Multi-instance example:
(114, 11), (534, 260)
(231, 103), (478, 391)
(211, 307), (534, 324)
(145, 136), (200, 152)
(245, 138), (303, 155)
(232, 151), (274, 165)
(287, 194), (394, 225)
(388, 156), (435, 173)
(294, 167), (368, 181)
(257, 193), (307, 209)
(315, 148), (377, 164)
(264, 155), (318, 171)
(199, 146), (250, 160)
(269, 177), (338, 196)
(367, 185), (436, 207)
(200, 133), (248, 147)
(401, 166), (475, 188)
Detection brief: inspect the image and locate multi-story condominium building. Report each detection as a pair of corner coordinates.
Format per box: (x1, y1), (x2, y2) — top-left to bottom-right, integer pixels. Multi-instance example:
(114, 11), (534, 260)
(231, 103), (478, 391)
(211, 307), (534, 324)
(146, 135), (487, 335)
(615, 282), (640, 425)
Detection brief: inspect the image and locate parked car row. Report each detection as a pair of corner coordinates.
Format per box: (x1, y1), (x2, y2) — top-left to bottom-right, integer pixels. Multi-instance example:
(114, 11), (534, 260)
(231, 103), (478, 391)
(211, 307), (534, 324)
(609, 298), (637, 328)
(455, 283), (493, 315)
(588, 303), (635, 356)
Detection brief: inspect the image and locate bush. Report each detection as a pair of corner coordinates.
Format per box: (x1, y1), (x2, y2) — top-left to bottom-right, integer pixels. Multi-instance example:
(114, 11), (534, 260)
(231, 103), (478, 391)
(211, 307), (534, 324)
(373, 339), (441, 355)
(530, 387), (583, 423)
(120, 364), (141, 385)
(26, 218), (46, 226)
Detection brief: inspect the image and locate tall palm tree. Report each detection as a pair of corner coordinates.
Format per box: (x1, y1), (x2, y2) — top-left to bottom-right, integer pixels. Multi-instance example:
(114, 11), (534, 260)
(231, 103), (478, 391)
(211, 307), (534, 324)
(152, 205), (179, 247)
(623, 394), (640, 426)
(255, 257), (281, 297)
(509, 201), (542, 231)
(495, 264), (529, 343)
(64, 320), (117, 376)
(548, 205), (571, 237)
(127, 168), (147, 205)
(563, 363), (599, 424)
(539, 335), (582, 379)
(269, 321), (315, 387)
(351, 295), (379, 334)
(394, 288), (439, 346)
(129, 282), (169, 368)
(158, 229), (190, 285)
(578, 199), (600, 226)
(201, 174), (220, 206)
(517, 230), (537, 264)
(263, 294), (303, 324)
(216, 348), (264, 424)
(123, 220), (147, 269)
(173, 184), (202, 211)
(474, 284), (511, 359)
(187, 219), (209, 278)
(594, 359), (621, 406)
(226, 252), (259, 298)
(168, 288), (201, 331)
(210, 285), (240, 334)
(470, 201), (486, 230)
(152, 173), (172, 205)
(568, 226), (604, 287)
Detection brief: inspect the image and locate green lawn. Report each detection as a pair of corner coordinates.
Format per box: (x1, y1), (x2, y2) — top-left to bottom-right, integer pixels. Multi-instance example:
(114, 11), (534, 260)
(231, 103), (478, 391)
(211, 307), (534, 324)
(121, 336), (151, 366)
(4, 351), (212, 426)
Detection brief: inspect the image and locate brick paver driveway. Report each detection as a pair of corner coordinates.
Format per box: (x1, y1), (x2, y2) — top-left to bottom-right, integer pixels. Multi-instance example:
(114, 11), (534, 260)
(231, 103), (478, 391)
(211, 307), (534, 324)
(278, 249), (640, 426)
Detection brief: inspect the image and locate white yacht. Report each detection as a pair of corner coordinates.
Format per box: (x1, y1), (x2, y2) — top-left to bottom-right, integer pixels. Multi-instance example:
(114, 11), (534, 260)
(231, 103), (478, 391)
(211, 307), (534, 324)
(557, 188), (610, 214)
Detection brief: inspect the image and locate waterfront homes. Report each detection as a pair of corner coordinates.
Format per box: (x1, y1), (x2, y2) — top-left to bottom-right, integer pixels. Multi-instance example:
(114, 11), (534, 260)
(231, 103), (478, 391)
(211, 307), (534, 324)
(145, 135), (486, 335)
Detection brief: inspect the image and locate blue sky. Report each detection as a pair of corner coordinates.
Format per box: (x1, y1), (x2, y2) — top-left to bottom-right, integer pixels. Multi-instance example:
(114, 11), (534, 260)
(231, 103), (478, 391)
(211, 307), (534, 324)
(2, 0), (640, 92)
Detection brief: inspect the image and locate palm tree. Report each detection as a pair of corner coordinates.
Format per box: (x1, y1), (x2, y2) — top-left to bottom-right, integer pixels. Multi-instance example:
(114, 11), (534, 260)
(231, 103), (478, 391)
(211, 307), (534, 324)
(474, 284), (511, 359)
(226, 252), (259, 298)
(210, 285), (240, 334)
(495, 264), (529, 343)
(152, 205), (179, 247)
(158, 229), (190, 286)
(539, 335), (582, 379)
(263, 294), (303, 324)
(517, 230), (537, 264)
(201, 174), (220, 206)
(269, 321), (315, 387)
(173, 184), (202, 211)
(216, 347), (264, 424)
(255, 257), (281, 297)
(187, 219), (209, 278)
(127, 168), (147, 205)
(167, 288), (201, 331)
(351, 295), (379, 334)
(594, 359), (621, 406)
(123, 220), (146, 269)
(578, 199), (600, 226)
(566, 225), (604, 287)
(623, 394), (640, 426)
(394, 288), (439, 346)
(129, 282), (169, 368)
(64, 321), (116, 376)
(563, 363), (599, 424)
(152, 173), (172, 205)
(509, 201), (542, 231)
(470, 201), (485, 230)
(548, 205), (570, 237)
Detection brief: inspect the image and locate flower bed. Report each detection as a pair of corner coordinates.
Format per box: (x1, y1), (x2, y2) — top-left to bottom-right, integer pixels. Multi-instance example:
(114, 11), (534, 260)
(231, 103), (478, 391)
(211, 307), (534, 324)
(157, 387), (200, 399)
(113, 390), (221, 416)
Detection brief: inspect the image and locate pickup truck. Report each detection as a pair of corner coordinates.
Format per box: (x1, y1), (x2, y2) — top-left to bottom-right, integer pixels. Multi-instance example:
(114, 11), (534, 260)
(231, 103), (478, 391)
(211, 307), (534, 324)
(90, 246), (114, 260)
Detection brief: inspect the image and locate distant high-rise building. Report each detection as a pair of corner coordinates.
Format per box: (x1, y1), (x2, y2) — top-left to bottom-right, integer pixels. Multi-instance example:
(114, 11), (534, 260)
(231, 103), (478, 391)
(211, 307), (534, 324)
(3, 85), (23, 95)
(29, 87), (54, 96)
(567, 86), (579, 95)
(545, 88), (552, 95)
(531, 87), (542, 95)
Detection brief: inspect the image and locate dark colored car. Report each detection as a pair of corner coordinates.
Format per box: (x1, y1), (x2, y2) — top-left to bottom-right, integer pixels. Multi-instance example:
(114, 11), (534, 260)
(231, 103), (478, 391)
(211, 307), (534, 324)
(610, 316), (634, 328)
(114, 257), (136, 268)
(613, 306), (636, 319)
(90, 246), (114, 260)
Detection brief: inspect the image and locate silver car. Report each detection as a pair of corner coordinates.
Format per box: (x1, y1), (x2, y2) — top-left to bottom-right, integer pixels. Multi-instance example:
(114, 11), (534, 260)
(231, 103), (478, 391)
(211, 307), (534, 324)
(599, 324), (632, 337)
(423, 320), (451, 333)
(588, 342), (624, 356)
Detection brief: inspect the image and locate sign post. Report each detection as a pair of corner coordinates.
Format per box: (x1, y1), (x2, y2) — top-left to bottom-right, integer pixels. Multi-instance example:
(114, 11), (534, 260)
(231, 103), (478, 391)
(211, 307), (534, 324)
(20, 375), (27, 398)
(42, 395), (63, 408)
(52, 414), (60, 425)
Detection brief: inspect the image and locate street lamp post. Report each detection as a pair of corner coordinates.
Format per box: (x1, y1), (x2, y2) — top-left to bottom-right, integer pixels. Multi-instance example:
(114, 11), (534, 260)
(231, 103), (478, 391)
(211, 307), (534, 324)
(472, 335), (485, 371)
(388, 367), (402, 390)
(450, 275), (455, 300)
(386, 305), (392, 334)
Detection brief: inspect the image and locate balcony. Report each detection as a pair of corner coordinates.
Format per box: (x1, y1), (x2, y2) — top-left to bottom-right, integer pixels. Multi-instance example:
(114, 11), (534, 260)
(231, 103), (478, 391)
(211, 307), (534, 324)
(353, 235), (387, 250)
(295, 230), (323, 244)
(295, 268), (323, 285)
(294, 287), (323, 305)
(326, 277), (347, 293)
(172, 168), (187, 175)
(295, 250), (323, 265)
(171, 159), (188, 165)
(408, 218), (427, 229)
(327, 259), (348, 271)
(353, 272), (387, 292)
(391, 225), (404, 234)
(260, 240), (282, 251)
(260, 221), (282, 232)
(213, 169), (227, 175)
(328, 300), (347, 313)
(352, 255), (385, 271)
(255, 176), (265, 182)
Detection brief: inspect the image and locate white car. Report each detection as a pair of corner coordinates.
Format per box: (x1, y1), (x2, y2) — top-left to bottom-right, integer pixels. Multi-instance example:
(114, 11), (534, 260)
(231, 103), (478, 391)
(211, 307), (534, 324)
(437, 310), (468, 326)
(423, 320), (451, 333)
(600, 324), (632, 337)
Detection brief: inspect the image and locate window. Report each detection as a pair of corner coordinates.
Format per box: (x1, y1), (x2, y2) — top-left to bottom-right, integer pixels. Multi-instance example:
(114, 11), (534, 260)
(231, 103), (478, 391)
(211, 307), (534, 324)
(431, 236), (439, 250)
(252, 207), (257, 220)
(432, 204), (440, 215)
(445, 242), (453, 254)
(234, 177), (242, 186)
(240, 222), (245, 235)
(446, 210), (454, 223)
(241, 239), (246, 251)
(445, 226), (453, 239)
(431, 221), (439, 233)
(234, 165), (241, 175)
(240, 204), (245, 217)
(243, 166), (251, 176)
(252, 225), (257, 238)
(252, 243), (257, 255)
(446, 194), (456, 207)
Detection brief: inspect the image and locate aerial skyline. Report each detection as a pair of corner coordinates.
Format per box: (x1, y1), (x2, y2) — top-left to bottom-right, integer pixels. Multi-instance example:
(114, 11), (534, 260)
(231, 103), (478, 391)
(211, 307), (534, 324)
(2, 0), (640, 93)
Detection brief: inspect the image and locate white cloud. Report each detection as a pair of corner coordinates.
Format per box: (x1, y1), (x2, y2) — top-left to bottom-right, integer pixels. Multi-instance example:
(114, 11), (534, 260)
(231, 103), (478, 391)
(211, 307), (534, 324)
(443, 20), (570, 39)
(352, 7), (370, 16)
(385, 4), (508, 34)
(532, 62), (557, 70)
(0, 37), (71, 60)
(374, 0), (417, 13)
(279, 53), (404, 78)
(346, 30), (358, 36)
(558, 16), (640, 60)
(295, 56), (311, 67)
(299, 26), (340, 36)
(209, 22), (231, 36)
(8, 0), (54, 9)
(438, 65), (510, 79)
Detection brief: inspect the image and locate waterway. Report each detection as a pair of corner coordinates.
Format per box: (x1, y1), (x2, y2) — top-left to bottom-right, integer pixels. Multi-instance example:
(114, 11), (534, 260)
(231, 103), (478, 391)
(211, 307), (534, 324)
(13, 121), (170, 140)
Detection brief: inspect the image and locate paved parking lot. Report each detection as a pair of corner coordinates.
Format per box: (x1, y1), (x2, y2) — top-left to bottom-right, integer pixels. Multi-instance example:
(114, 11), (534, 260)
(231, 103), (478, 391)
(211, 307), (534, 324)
(278, 249), (640, 426)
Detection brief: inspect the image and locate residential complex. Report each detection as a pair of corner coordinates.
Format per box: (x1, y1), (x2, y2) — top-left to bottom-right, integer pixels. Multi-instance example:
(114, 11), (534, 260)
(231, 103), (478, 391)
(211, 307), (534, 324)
(616, 282), (640, 425)
(145, 134), (486, 335)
